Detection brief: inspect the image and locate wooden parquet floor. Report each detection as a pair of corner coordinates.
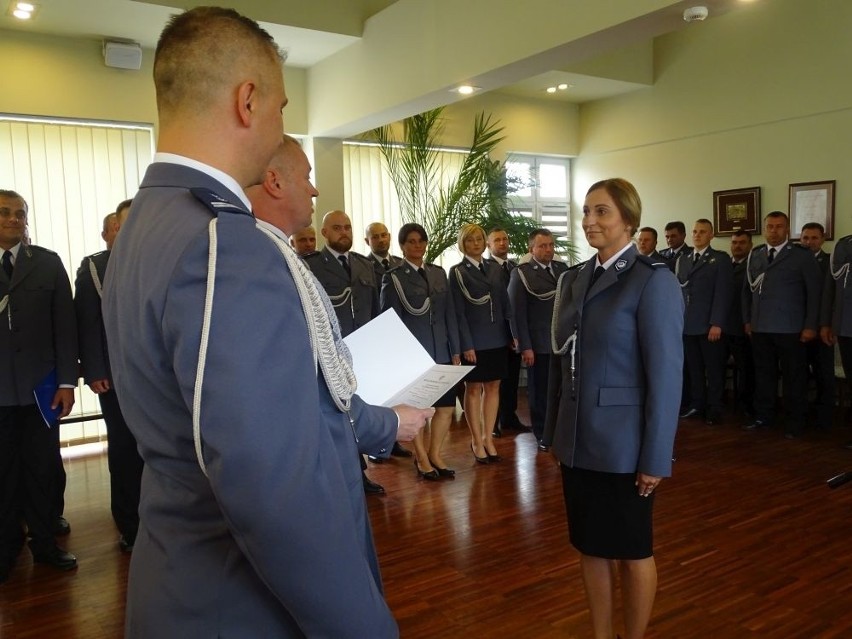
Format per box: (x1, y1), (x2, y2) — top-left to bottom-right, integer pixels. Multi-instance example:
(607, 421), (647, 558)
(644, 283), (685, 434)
(2, 401), (852, 638)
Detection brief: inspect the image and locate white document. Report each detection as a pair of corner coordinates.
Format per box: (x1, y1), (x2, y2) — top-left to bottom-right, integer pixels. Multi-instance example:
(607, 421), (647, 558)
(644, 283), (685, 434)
(343, 309), (473, 409)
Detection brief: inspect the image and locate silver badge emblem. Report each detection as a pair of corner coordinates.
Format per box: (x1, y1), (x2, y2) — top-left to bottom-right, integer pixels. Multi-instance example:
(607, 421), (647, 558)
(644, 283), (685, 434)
(615, 259), (627, 270)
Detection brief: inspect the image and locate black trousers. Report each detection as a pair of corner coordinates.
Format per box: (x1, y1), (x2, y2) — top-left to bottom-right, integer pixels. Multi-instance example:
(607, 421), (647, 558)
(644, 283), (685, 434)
(100, 389), (143, 541)
(728, 334), (755, 413)
(839, 336), (852, 377)
(526, 353), (550, 440)
(497, 348), (522, 428)
(805, 339), (836, 428)
(0, 405), (61, 562)
(751, 332), (808, 431)
(683, 334), (727, 414)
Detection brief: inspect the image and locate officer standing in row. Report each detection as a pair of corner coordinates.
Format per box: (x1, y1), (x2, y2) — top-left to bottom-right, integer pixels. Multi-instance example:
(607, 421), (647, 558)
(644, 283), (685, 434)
(820, 233), (852, 449)
(509, 228), (568, 448)
(74, 199), (143, 553)
(676, 219), (732, 425)
(727, 231), (755, 415)
(742, 211), (821, 438)
(799, 222), (835, 430)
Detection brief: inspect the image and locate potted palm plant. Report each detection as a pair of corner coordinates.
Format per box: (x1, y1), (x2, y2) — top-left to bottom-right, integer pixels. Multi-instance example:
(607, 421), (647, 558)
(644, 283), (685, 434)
(365, 107), (576, 262)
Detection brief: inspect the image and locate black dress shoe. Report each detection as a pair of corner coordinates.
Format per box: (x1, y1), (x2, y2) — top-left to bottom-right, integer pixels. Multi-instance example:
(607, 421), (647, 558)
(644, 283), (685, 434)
(537, 440), (550, 452)
(118, 536), (134, 553)
(362, 476), (385, 495)
(506, 419), (531, 432)
(843, 440), (852, 450)
(391, 442), (413, 458)
(679, 407), (700, 419)
(54, 517), (71, 536)
(32, 547), (77, 571)
(367, 455), (383, 464)
(742, 419), (768, 431)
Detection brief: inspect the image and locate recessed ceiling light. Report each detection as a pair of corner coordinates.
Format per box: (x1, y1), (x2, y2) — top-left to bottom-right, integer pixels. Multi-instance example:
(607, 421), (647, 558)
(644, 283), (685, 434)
(546, 87), (557, 94)
(557, 83), (569, 90)
(455, 85), (480, 95)
(9, 1), (38, 19)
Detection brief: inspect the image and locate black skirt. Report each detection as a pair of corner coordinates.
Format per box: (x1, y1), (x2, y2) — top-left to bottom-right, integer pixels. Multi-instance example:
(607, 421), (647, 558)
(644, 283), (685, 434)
(433, 362), (458, 408)
(463, 347), (508, 382)
(560, 465), (654, 560)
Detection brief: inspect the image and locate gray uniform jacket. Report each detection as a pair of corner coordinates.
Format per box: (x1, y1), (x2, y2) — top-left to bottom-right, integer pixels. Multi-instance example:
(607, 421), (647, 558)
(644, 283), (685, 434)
(0, 244), (77, 406)
(742, 243), (821, 333)
(508, 260), (569, 354)
(368, 253), (403, 283)
(305, 248), (379, 337)
(449, 257), (512, 352)
(675, 246), (733, 335)
(102, 163), (399, 639)
(380, 262), (460, 363)
(821, 236), (852, 336)
(74, 250), (111, 384)
(543, 246), (683, 478)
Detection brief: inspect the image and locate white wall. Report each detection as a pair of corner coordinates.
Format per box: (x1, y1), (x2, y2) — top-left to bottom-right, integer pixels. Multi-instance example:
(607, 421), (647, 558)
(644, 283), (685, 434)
(574, 0), (852, 256)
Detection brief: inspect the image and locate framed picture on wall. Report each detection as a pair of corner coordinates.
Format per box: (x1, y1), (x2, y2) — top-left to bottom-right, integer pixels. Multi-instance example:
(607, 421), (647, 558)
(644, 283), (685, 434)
(713, 186), (761, 236)
(789, 180), (835, 240)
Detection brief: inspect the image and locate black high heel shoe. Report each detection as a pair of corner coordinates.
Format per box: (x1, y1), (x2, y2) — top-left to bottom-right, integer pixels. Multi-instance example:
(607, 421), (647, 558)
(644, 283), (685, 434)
(470, 443), (490, 464)
(428, 457), (455, 478)
(486, 451), (502, 462)
(415, 460), (440, 481)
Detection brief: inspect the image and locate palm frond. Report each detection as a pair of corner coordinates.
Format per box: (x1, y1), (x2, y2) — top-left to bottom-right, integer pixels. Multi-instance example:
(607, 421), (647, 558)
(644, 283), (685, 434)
(363, 107), (577, 264)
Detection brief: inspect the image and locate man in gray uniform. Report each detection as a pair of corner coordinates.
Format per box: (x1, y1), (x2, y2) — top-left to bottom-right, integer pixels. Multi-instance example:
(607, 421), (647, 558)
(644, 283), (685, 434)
(74, 198), (142, 553)
(486, 226), (528, 436)
(365, 221), (403, 280)
(0, 190), (78, 582)
(800, 222), (835, 430)
(306, 210), (410, 470)
(676, 219), (732, 425)
(306, 210), (380, 336)
(820, 234), (852, 448)
(742, 211), (821, 438)
(509, 229), (568, 447)
(102, 9), (429, 637)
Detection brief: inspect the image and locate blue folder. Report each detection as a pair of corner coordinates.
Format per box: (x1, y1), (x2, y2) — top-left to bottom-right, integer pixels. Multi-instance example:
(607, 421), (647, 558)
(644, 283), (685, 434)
(33, 368), (62, 428)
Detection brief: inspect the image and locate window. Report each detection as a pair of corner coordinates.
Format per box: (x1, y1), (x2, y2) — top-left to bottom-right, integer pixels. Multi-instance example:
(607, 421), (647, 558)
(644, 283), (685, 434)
(0, 114), (155, 445)
(505, 154), (571, 243)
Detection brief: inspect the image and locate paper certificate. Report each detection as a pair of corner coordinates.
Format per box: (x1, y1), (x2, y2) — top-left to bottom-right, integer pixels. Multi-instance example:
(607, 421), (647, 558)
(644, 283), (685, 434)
(343, 310), (473, 409)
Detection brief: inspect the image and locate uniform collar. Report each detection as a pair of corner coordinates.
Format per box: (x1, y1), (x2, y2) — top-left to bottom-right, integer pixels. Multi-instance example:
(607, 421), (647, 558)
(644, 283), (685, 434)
(154, 152), (251, 212)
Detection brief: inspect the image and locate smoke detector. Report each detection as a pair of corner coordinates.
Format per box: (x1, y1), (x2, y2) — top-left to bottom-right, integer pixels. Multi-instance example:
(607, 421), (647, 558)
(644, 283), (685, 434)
(683, 6), (709, 22)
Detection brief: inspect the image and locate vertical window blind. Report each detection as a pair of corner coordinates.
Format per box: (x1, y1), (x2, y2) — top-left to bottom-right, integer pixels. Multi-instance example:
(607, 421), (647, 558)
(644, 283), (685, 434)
(0, 114), (154, 445)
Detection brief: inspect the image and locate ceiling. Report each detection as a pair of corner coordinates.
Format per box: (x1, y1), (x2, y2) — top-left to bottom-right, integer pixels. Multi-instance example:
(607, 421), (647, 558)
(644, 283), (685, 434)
(0, 0), (760, 132)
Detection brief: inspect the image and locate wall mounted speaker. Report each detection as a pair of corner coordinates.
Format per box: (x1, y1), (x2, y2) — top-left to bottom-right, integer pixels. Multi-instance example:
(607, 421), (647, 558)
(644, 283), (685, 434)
(103, 41), (142, 70)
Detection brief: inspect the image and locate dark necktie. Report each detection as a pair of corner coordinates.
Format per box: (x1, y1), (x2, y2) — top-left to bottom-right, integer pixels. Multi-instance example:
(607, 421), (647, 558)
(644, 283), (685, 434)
(338, 254), (350, 276)
(588, 265), (605, 293)
(502, 261), (508, 274)
(478, 262), (486, 276)
(417, 266), (430, 293)
(545, 265), (553, 280)
(2, 250), (13, 281)
(693, 251), (699, 264)
(767, 247), (776, 264)
(381, 258), (390, 271)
